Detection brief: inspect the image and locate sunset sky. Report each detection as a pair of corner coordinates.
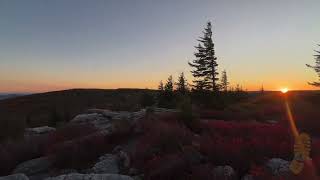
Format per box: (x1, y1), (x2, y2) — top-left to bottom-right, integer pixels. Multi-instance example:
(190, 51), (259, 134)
(1, 0), (320, 93)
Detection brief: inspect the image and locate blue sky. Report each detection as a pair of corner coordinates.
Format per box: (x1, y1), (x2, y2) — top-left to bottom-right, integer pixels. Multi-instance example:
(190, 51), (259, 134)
(0, 0), (319, 92)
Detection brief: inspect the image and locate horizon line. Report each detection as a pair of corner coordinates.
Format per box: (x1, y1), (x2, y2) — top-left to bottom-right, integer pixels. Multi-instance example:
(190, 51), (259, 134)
(1, 88), (319, 95)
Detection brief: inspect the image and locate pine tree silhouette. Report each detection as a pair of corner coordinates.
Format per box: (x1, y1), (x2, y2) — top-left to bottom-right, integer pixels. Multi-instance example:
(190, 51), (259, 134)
(158, 80), (164, 91)
(306, 45), (320, 87)
(189, 21), (219, 91)
(260, 84), (264, 94)
(176, 72), (188, 94)
(220, 70), (229, 92)
(165, 75), (174, 92)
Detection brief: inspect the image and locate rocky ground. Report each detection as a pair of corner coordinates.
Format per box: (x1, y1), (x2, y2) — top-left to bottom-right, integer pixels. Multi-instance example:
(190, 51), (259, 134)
(0, 107), (317, 180)
(0, 108), (174, 180)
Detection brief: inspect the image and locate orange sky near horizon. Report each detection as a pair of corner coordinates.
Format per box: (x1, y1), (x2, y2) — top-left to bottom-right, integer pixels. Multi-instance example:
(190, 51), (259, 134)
(1, 74), (319, 93)
(1, 1), (319, 93)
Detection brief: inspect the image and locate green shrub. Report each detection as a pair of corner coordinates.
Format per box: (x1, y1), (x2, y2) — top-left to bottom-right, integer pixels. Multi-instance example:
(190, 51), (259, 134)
(157, 91), (176, 108)
(177, 95), (201, 132)
(140, 92), (155, 107)
(177, 96), (193, 122)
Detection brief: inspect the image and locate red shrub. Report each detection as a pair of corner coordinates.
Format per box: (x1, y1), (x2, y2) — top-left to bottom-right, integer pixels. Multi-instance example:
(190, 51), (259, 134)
(48, 125), (131, 169)
(0, 135), (48, 175)
(44, 124), (97, 152)
(133, 115), (296, 177)
(314, 156), (320, 176)
(0, 145), (15, 175)
(311, 138), (320, 176)
(133, 117), (193, 169)
(199, 120), (293, 174)
(197, 109), (226, 119)
(50, 132), (111, 169)
(143, 147), (204, 180)
(144, 153), (188, 180)
(189, 163), (215, 180)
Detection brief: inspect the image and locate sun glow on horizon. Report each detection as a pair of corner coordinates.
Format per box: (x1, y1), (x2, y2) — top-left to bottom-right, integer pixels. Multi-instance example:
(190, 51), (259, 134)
(280, 88), (289, 93)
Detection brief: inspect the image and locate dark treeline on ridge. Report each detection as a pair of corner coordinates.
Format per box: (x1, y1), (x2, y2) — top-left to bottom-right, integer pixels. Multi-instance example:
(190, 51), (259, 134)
(155, 22), (248, 111)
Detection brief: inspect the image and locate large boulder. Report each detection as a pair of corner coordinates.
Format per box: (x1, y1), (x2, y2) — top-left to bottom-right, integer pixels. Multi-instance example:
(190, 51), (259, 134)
(87, 108), (178, 122)
(24, 126), (56, 136)
(213, 166), (236, 180)
(44, 173), (134, 180)
(85, 109), (131, 121)
(118, 151), (130, 171)
(265, 158), (290, 177)
(91, 154), (119, 174)
(70, 113), (112, 133)
(112, 147), (131, 172)
(71, 113), (108, 124)
(0, 174), (29, 180)
(71, 111), (133, 135)
(241, 174), (254, 180)
(182, 147), (203, 165)
(13, 156), (53, 176)
(86, 109), (123, 118)
(28, 169), (77, 180)
(71, 108), (179, 135)
(28, 173), (50, 180)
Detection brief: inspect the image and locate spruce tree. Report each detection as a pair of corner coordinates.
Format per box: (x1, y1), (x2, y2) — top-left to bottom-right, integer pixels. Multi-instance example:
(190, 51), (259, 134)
(189, 22), (219, 91)
(260, 84), (264, 94)
(165, 75), (174, 92)
(158, 80), (164, 91)
(158, 75), (175, 108)
(176, 72), (188, 94)
(235, 84), (241, 92)
(220, 70), (229, 92)
(306, 45), (320, 87)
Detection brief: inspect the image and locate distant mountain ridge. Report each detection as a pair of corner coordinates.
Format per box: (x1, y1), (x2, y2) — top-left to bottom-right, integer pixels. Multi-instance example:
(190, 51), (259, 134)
(0, 93), (27, 100)
(0, 88), (155, 128)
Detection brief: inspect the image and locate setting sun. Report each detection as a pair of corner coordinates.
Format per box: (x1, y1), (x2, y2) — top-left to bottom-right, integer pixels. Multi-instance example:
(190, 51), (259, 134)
(281, 88), (289, 93)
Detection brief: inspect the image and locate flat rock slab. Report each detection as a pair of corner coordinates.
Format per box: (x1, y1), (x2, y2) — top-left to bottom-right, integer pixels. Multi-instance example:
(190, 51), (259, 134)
(25, 126), (56, 136)
(0, 174), (29, 180)
(265, 158), (290, 177)
(44, 173), (134, 180)
(92, 154), (119, 174)
(213, 165), (236, 180)
(13, 156), (53, 176)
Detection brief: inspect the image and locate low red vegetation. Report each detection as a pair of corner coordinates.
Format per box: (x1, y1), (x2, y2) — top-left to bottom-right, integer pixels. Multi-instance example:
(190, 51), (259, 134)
(0, 123), (128, 174)
(144, 153), (188, 180)
(132, 113), (297, 178)
(0, 135), (47, 175)
(45, 124), (131, 169)
(314, 155), (320, 176)
(199, 120), (293, 174)
(44, 124), (98, 153)
(312, 138), (320, 176)
(133, 116), (193, 168)
(49, 132), (110, 169)
(188, 163), (215, 180)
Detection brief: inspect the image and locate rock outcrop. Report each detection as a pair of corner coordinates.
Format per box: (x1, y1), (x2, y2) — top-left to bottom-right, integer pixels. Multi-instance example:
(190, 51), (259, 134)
(5, 108), (181, 180)
(213, 165), (236, 180)
(70, 108), (178, 135)
(265, 158), (290, 177)
(91, 154), (119, 174)
(0, 174), (29, 180)
(241, 174), (254, 180)
(71, 113), (112, 133)
(13, 156), (53, 176)
(24, 126), (56, 137)
(44, 173), (134, 180)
